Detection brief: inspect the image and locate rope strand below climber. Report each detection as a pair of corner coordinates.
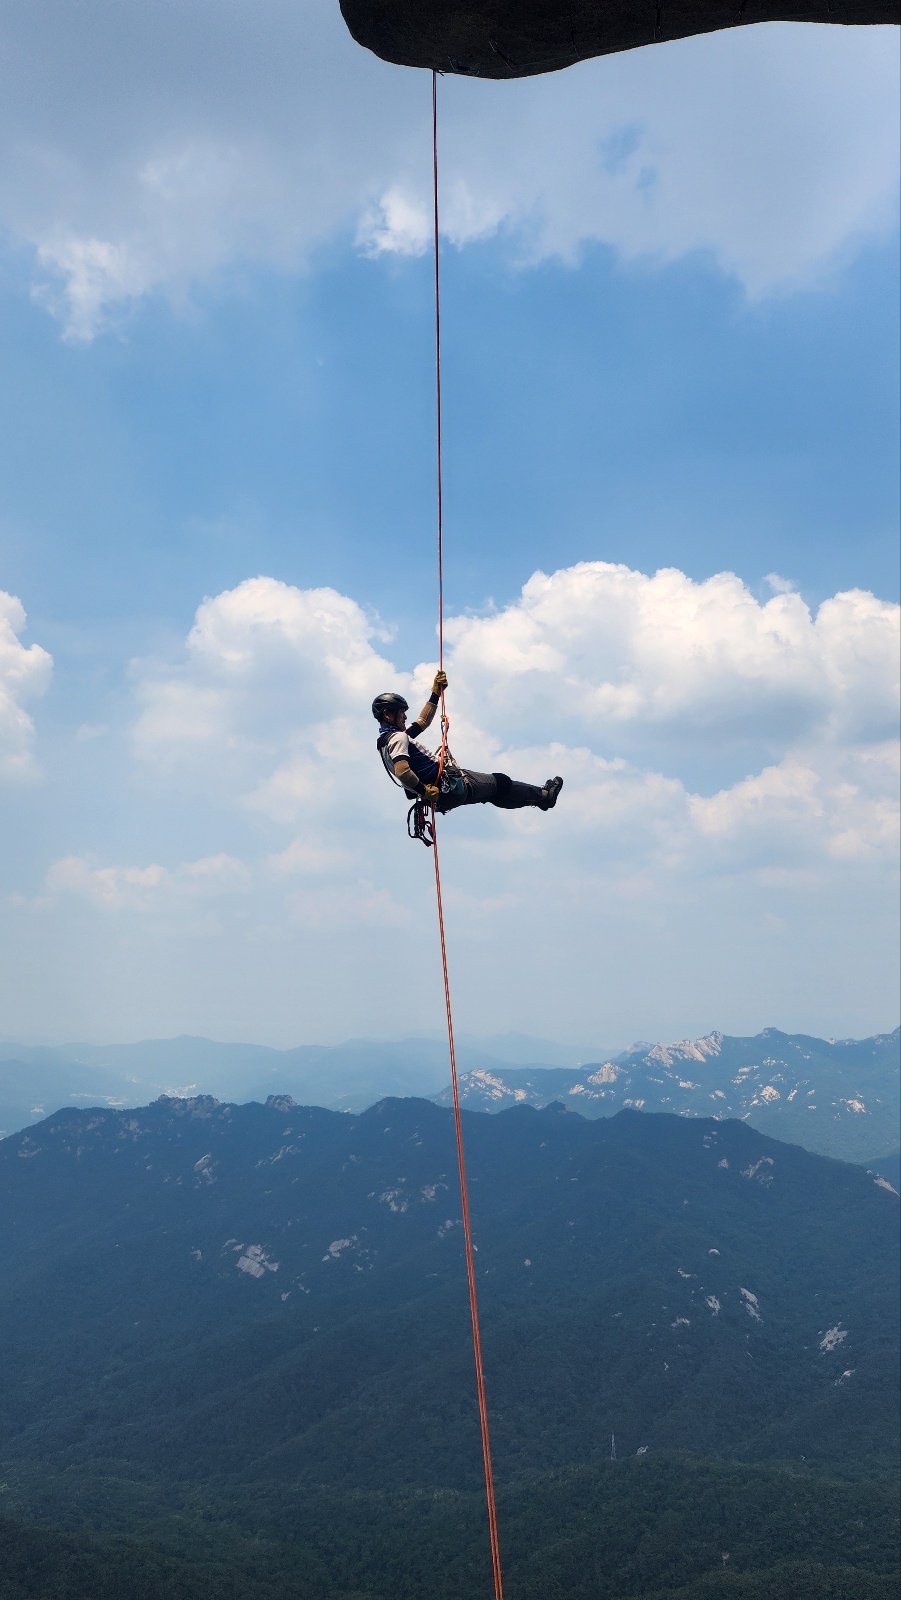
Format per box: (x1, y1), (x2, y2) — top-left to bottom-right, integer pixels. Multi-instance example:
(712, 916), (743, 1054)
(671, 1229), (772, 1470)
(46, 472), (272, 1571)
(431, 821), (505, 1597)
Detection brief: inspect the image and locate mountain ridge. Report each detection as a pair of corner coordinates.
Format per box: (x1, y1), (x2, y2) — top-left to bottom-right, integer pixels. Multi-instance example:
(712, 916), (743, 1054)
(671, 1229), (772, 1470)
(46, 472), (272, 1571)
(0, 1030), (614, 1137)
(1, 1025), (897, 1163)
(434, 1027), (901, 1163)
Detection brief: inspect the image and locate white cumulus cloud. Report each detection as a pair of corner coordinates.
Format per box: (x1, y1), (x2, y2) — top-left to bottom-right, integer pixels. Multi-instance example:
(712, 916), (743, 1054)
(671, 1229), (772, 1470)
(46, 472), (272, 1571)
(442, 564), (900, 755)
(7, 560), (897, 1044)
(0, 591), (52, 781)
(128, 562), (900, 887)
(132, 577), (404, 811)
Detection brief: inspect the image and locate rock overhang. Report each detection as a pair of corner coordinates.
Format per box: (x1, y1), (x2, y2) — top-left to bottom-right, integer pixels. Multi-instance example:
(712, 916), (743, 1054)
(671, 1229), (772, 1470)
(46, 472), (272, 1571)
(338, 0), (899, 80)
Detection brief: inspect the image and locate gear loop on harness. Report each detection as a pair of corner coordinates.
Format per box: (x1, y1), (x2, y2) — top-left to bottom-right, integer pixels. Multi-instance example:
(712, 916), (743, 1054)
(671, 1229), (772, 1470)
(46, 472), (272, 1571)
(407, 799), (435, 847)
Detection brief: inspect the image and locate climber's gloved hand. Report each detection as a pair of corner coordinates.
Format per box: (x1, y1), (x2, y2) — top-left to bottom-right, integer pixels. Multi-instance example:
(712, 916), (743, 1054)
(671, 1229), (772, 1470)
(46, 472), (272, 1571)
(421, 784), (440, 806)
(431, 670), (448, 697)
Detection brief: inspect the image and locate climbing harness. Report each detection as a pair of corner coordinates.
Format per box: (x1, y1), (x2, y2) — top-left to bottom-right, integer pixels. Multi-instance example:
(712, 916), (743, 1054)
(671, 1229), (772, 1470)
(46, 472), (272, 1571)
(406, 757), (465, 847)
(427, 71), (506, 1600)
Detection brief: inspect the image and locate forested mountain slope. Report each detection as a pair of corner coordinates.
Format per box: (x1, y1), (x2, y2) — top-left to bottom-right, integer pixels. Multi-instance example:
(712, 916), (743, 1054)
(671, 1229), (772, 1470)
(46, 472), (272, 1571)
(2, 1096), (898, 1597)
(0, 1463), (898, 1600)
(2, 1096), (897, 1484)
(435, 1028), (901, 1163)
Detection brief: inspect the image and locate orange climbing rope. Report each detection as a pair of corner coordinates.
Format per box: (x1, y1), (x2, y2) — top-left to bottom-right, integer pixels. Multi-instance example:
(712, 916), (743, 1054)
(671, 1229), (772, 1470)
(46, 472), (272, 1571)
(429, 70), (505, 1600)
(431, 828), (504, 1596)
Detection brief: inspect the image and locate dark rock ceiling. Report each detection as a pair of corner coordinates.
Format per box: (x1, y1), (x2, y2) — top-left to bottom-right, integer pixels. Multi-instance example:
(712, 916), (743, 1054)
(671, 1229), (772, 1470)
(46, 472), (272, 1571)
(339, 0), (899, 79)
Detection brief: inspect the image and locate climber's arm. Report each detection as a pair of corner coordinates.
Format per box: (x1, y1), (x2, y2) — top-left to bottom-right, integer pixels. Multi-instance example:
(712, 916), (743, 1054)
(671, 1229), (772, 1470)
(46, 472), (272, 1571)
(393, 757), (421, 795)
(393, 759), (438, 804)
(409, 671), (448, 736)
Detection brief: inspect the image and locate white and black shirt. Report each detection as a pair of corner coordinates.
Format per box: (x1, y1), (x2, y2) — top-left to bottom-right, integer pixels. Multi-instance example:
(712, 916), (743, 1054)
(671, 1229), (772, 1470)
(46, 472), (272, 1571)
(377, 722), (440, 788)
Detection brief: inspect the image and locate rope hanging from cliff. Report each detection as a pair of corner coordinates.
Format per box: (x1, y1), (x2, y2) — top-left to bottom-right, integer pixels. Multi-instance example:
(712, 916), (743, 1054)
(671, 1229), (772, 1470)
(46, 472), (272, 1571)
(429, 69), (505, 1600)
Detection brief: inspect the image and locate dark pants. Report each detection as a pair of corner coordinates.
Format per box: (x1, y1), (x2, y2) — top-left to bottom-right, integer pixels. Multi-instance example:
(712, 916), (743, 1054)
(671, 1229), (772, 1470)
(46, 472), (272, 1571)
(437, 769), (544, 813)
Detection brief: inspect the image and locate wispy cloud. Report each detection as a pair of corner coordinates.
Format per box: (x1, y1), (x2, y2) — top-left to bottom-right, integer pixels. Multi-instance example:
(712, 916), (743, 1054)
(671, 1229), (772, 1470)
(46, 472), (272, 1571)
(44, 851), (250, 910)
(1, 3), (896, 337)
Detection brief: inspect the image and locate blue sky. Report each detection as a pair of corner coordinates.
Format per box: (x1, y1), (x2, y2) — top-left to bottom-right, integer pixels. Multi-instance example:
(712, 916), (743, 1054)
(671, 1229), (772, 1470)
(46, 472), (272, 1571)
(0, 4), (897, 1048)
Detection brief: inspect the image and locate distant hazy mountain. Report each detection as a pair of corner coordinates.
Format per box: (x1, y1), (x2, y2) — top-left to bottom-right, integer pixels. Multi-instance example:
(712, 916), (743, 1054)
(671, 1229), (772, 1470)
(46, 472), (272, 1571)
(0, 1030), (616, 1138)
(2, 1095), (897, 1486)
(434, 1027), (901, 1164)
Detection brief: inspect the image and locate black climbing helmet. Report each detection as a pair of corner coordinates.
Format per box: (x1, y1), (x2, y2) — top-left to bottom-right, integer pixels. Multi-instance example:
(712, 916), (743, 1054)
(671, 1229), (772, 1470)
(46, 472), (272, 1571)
(372, 691), (409, 723)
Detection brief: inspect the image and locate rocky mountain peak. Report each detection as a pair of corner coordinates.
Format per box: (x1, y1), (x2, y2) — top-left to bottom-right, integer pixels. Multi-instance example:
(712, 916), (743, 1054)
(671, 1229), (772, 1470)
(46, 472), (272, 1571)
(155, 1093), (221, 1116)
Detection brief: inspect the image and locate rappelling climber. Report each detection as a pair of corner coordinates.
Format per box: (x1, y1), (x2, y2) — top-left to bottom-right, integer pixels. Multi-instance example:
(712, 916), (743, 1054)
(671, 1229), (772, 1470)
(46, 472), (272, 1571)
(373, 673), (563, 813)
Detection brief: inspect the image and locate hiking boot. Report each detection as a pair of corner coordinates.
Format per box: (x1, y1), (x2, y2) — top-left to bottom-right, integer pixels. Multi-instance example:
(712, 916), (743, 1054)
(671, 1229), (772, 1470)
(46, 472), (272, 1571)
(540, 775), (563, 810)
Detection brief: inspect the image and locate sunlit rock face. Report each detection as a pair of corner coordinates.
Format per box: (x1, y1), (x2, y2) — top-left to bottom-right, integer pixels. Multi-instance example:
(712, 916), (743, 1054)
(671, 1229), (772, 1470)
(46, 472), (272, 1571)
(339, 0), (898, 79)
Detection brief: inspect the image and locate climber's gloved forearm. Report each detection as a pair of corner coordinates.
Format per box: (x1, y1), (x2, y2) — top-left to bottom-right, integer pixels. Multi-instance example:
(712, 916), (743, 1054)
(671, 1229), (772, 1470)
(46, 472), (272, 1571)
(418, 671), (448, 729)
